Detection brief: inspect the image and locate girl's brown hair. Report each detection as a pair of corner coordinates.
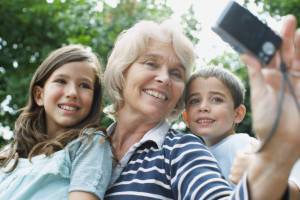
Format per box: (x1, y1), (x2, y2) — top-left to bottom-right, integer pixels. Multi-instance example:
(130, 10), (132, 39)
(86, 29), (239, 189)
(0, 44), (103, 171)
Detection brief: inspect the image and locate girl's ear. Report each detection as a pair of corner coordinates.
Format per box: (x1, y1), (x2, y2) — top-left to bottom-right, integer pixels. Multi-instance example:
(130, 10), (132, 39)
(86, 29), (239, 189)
(33, 86), (44, 106)
(182, 110), (190, 128)
(234, 104), (246, 124)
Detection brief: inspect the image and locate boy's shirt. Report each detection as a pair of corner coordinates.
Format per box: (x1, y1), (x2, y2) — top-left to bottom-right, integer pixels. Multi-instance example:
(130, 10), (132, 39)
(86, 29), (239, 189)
(208, 133), (256, 187)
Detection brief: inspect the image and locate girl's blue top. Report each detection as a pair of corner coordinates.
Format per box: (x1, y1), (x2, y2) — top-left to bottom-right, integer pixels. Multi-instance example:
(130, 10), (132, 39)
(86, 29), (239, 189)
(0, 130), (112, 200)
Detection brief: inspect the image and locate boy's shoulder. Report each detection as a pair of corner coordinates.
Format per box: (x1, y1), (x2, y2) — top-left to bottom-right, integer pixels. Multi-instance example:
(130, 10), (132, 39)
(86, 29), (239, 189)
(213, 133), (257, 151)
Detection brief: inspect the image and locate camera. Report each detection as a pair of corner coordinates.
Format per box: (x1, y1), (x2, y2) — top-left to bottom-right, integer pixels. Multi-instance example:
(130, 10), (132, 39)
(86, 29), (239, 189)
(212, 1), (282, 64)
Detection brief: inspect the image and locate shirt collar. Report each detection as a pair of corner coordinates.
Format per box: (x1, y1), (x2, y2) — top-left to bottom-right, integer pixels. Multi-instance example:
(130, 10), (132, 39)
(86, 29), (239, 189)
(107, 120), (170, 149)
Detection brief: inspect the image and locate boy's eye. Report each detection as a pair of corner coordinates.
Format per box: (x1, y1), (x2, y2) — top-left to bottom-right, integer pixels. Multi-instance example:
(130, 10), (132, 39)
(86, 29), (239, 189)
(188, 98), (200, 105)
(211, 96), (224, 104)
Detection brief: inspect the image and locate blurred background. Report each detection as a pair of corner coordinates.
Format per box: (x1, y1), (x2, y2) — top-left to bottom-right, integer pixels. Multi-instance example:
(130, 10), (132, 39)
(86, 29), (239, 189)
(1, 0), (299, 147)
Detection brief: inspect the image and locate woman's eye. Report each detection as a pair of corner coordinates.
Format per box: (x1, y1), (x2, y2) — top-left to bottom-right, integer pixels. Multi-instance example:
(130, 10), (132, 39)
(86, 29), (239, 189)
(144, 61), (157, 68)
(170, 70), (184, 81)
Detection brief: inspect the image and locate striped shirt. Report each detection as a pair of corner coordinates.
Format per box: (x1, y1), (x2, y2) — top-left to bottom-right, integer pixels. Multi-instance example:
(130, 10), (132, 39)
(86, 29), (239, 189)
(105, 121), (249, 199)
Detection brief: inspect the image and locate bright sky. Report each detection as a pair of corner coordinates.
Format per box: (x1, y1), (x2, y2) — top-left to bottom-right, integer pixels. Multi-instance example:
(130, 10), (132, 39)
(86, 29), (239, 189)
(167, 0), (282, 66)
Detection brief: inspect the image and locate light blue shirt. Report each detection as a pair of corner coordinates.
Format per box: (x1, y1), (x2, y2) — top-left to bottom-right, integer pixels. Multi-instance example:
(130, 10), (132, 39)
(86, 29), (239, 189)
(0, 130), (112, 200)
(209, 133), (256, 186)
(209, 133), (300, 189)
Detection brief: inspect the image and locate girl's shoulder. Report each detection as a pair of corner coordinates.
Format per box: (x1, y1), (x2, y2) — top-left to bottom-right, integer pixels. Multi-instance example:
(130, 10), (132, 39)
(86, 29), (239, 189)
(82, 128), (106, 137)
(68, 128), (106, 145)
(66, 128), (109, 154)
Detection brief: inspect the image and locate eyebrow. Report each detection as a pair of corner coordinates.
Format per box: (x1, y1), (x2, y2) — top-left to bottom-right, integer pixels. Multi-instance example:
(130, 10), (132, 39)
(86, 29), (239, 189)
(187, 91), (226, 100)
(142, 53), (185, 71)
(53, 74), (94, 83)
(186, 93), (200, 101)
(209, 91), (227, 98)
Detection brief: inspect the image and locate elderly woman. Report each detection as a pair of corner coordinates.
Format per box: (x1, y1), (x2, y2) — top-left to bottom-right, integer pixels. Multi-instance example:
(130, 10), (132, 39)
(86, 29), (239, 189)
(103, 15), (300, 199)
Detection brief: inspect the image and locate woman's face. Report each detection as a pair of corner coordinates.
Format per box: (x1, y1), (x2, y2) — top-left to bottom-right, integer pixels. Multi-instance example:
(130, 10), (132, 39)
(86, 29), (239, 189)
(121, 39), (185, 123)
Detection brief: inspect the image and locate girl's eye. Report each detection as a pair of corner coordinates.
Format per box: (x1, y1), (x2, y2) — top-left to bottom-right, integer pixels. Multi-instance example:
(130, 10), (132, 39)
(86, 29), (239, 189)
(79, 82), (93, 89)
(211, 96), (224, 104)
(54, 79), (66, 84)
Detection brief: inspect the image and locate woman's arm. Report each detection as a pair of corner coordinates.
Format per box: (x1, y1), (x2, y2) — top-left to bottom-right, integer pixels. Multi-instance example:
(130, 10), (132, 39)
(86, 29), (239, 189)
(242, 15), (300, 199)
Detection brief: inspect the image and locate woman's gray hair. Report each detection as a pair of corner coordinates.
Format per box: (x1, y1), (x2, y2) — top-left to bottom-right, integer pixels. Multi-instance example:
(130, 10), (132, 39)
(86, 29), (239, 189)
(104, 20), (196, 119)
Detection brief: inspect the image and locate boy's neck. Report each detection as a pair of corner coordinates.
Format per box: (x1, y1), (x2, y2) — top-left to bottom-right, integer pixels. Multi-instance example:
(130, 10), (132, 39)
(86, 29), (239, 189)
(204, 131), (235, 147)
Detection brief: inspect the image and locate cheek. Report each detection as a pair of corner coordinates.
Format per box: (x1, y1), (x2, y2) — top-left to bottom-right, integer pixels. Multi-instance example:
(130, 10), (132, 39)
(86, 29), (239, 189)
(45, 86), (63, 100)
(216, 108), (235, 124)
(186, 107), (197, 120)
(173, 82), (185, 100)
(81, 92), (94, 109)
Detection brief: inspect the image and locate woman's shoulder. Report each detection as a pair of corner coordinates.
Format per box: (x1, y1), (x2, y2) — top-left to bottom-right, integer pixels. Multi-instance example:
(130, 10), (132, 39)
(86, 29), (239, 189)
(164, 128), (206, 147)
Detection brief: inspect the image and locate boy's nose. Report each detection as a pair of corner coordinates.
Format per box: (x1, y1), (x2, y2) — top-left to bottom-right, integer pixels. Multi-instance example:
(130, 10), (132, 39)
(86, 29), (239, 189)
(199, 102), (210, 112)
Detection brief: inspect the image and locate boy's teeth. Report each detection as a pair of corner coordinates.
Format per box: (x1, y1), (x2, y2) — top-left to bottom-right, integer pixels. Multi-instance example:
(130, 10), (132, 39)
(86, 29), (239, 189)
(197, 119), (214, 124)
(144, 89), (167, 100)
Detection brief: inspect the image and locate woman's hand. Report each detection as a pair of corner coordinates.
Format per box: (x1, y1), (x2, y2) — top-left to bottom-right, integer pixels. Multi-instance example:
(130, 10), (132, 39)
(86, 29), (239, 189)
(242, 15), (300, 156)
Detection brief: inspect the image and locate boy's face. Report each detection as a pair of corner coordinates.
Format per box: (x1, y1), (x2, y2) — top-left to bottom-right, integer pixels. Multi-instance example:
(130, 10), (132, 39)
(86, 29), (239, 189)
(184, 77), (245, 146)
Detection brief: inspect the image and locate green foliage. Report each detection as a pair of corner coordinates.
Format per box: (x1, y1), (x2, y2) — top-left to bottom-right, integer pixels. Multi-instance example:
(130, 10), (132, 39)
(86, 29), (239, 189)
(0, 0), (174, 145)
(254, 0), (300, 23)
(0, 0), (202, 146)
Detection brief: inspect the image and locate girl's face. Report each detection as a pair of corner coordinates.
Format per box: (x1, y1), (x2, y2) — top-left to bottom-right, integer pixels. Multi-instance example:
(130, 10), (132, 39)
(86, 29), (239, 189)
(34, 61), (96, 137)
(120, 39), (185, 123)
(184, 77), (244, 146)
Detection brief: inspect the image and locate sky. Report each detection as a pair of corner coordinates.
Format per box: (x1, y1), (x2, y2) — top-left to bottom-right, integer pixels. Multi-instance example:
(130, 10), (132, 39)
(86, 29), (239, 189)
(167, 0), (282, 66)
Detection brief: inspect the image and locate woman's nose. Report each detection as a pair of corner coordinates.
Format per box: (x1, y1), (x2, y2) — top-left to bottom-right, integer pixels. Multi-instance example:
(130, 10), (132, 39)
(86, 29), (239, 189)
(155, 68), (170, 85)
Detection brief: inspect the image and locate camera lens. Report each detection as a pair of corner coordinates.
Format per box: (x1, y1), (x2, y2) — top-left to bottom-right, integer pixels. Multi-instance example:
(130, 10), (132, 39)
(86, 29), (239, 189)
(262, 41), (275, 56)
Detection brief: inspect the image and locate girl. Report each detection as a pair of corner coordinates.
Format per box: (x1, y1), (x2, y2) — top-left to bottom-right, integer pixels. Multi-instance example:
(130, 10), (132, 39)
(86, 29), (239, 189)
(0, 45), (112, 200)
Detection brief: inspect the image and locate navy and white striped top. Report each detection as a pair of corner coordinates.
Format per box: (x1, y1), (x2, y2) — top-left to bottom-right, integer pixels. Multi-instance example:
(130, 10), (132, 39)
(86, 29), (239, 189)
(105, 121), (249, 199)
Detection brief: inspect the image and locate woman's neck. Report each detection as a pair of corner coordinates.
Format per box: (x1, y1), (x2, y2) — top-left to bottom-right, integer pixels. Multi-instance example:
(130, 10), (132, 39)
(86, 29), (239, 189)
(111, 109), (160, 160)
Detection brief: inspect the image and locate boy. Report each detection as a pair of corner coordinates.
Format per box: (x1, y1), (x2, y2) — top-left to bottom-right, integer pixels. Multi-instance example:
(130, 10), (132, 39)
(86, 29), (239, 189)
(182, 66), (256, 185)
(182, 66), (299, 189)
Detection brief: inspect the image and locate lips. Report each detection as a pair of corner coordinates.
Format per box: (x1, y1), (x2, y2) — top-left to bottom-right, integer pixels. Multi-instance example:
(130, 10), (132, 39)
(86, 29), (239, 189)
(143, 89), (168, 101)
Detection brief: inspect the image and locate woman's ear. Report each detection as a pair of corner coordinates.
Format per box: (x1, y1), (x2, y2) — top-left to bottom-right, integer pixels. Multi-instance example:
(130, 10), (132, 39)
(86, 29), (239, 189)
(234, 104), (246, 124)
(33, 86), (44, 106)
(182, 110), (190, 128)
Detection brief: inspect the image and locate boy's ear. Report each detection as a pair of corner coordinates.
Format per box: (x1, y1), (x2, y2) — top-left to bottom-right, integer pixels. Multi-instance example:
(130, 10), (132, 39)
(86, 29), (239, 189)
(33, 86), (44, 106)
(182, 110), (190, 127)
(234, 104), (246, 124)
